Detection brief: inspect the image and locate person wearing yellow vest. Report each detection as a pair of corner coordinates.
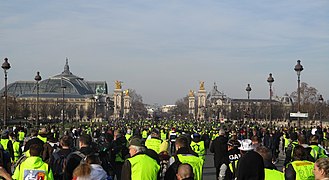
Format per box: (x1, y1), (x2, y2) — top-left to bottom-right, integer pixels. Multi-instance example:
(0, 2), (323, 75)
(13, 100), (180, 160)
(190, 133), (205, 161)
(255, 146), (284, 180)
(125, 129), (133, 141)
(145, 129), (163, 154)
(112, 129), (129, 180)
(18, 128), (25, 143)
(9, 133), (21, 163)
(309, 135), (328, 160)
(284, 131), (299, 167)
(121, 138), (160, 180)
(323, 129), (328, 150)
(165, 136), (204, 180)
(285, 145), (315, 180)
(37, 128), (48, 143)
(227, 139), (241, 179)
(12, 143), (54, 180)
(142, 129), (148, 140)
(160, 129), (167, 141)
(1, 130), (14, 162)
(282, 132), (291, 155)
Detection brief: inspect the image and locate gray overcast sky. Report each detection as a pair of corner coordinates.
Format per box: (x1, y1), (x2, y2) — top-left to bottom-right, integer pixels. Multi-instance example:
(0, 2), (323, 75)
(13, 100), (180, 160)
(0, 0), (328, 105)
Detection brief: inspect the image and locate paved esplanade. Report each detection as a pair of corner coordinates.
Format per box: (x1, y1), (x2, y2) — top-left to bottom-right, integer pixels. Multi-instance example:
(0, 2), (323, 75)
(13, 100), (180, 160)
(203, 151), (216, 179)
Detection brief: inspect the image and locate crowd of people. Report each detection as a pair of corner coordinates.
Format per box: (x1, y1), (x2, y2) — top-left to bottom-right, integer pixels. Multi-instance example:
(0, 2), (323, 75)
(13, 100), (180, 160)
(0, 118), (328, 180)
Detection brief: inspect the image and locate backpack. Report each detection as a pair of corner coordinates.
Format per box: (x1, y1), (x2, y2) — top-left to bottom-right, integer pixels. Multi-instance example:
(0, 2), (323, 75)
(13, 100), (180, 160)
(11, 153), (27, 174)
(164, 155), (182, 180)
(50, 150), (71, 178)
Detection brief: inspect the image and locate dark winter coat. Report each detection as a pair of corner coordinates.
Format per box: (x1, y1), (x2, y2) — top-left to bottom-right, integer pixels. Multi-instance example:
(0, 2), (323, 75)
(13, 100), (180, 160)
(210, 135), (228, 168)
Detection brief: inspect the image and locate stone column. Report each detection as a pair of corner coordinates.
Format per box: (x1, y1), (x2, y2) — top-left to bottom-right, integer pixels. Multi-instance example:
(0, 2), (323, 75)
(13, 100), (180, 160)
(123, 90), (131, 119)
(113, 80), (123, 119)
(197, 81), (207, 120)
(188, 90), (195, 119)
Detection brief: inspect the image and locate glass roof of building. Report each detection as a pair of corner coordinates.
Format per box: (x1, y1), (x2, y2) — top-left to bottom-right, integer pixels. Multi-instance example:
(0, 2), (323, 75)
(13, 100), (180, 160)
(0, 59), (108, 98)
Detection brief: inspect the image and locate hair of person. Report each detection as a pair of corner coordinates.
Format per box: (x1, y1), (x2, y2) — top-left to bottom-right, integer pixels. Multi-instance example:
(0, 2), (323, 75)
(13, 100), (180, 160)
(293, 145), (305, 160)
(130, 145), (146, 153)
(309, 135), (319, 144)
(255, 146), (272, 161)
(298, 134), (306, 144)
(86, 154), (101, 165)
(9, 132), (17, 139)
(29, 144), (44, 156)
(177, 163), (194, 179)
(79, 134), (92, 146)
(176, 136), (189, 148)
(251, 135), (261, 143)
(315, 158), (329, 177)
(30, 129), (39, 137)
(73, 163), (91, 178)
(60, 135), (72, 147)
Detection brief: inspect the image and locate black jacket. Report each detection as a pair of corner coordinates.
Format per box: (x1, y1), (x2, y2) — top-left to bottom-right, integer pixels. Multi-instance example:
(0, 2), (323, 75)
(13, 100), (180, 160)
(237, 150), (264, 180)
(64, 146), (95, 180)
(210, 135), (228, 168)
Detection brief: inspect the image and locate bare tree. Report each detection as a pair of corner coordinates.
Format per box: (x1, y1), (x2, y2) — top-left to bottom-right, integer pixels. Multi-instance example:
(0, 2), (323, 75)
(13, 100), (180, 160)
(290, 82), (319, 119)
(172, 96), (189, 119)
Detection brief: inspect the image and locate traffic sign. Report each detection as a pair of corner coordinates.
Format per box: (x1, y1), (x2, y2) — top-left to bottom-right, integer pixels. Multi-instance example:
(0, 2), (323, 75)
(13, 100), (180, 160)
(290, 112), (308, 118)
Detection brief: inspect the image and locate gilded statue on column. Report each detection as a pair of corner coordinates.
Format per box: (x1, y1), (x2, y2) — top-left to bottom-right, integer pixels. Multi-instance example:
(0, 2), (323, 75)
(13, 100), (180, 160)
(189, 90), (194, 97)
(115, 80), (122, 89)
(124, 89), (129, 96)
(199, 81), (205, 90)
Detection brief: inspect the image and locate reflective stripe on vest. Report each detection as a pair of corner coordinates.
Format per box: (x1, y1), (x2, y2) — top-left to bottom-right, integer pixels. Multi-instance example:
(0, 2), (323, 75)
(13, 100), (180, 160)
(37, 135), (47, 143)
(128, 154), (160, 180)
(291, 160), (314, 180)
(264, 168), (284, 180)
(229, 160), (239, 178)
(177, 154), (204, 180)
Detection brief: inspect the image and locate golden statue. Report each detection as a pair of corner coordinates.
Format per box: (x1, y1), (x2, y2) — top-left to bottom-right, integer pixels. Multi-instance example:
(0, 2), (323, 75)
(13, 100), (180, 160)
(199, 81), (205, 90)
(189, 90), (194, 97)
(124, 89), (129, 96)
(115, 80), (122, 89)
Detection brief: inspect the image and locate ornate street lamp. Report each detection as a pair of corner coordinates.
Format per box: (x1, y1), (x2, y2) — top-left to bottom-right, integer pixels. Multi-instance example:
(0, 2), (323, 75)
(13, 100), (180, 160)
(294, 60), (303, 128)
(61, 79), (66, 132)
(319, 95), (324, 127)
(267, 73), (274, 125)
(34, 71), (42, 128)
(246, 84), (252, 118)
(2, 58), (11, 128)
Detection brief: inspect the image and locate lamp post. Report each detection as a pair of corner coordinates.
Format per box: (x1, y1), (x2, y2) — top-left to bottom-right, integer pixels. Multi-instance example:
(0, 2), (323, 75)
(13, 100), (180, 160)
(294, 60), (303, 128)
(246, 84), (252, 118)
(319, 94), (324, 127)
(2, 58), (11, 129)
(34, 71), (42, 128)
(61, 79), (66, 133)
(267, 73), (274, 125)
